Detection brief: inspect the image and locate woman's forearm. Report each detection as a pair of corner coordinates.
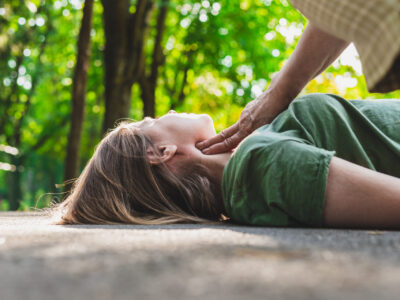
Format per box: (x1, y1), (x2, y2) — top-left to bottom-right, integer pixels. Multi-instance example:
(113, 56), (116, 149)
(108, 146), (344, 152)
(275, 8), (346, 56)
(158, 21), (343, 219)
(324, 157), (400, 228)
(196, 24), (350, 154)
(258, 23), (350, 121)
(279, 23), (349, 92)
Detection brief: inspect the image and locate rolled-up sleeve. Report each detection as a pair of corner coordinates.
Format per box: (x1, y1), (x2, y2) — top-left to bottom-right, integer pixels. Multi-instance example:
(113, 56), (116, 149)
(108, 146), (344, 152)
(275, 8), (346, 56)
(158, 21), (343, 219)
(255, 140), (335, 227)
(223, 137), (335, 227)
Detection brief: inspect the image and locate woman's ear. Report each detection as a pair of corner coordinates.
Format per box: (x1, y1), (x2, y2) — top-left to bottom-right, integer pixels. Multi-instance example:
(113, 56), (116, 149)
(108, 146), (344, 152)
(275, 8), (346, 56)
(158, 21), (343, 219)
(147, 145), (177, 165)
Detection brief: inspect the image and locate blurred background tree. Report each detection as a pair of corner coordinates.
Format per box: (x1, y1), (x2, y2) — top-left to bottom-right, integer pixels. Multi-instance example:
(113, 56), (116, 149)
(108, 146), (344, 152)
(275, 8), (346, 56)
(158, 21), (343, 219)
(0, 0), (399, 210)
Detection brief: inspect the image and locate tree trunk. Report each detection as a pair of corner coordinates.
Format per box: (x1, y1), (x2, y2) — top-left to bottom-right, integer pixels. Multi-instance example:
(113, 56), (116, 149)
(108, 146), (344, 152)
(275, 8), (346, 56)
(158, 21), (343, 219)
(101, 0), (131, 132)
(101, 0), (154, 131)
(8, 128), (23, 210)
(103, 82), (132, 130)
(140, 78), (156, 117)
(139, 0), (169, 117)
(143, 92), (155, 117)
(101, 0), (170, 131)
(64, 0), (94, 193)
(8, 155), (22, 211)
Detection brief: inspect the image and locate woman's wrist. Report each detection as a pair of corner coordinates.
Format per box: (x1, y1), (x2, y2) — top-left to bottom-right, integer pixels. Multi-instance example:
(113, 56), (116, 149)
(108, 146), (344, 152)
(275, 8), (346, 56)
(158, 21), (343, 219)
(256, 72), (302, 123)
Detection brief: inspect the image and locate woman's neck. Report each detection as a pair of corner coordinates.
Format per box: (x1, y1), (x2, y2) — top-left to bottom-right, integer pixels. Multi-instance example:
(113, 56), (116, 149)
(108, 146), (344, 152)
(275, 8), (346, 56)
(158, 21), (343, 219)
(200, 151), (233, 186)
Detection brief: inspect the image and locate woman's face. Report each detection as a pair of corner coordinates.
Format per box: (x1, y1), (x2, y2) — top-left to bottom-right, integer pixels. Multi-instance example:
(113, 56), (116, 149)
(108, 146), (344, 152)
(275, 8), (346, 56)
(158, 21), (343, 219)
(137, 111), (216, 146)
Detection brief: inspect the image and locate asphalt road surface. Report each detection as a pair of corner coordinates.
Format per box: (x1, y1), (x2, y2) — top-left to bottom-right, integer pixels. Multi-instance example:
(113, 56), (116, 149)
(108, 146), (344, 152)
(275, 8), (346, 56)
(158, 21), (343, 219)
(1, 211), (400, 300)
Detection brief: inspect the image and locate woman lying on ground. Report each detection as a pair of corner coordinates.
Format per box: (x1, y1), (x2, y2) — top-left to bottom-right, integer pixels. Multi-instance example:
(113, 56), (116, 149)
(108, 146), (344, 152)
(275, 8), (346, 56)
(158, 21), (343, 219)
(56, 93), (400, 228)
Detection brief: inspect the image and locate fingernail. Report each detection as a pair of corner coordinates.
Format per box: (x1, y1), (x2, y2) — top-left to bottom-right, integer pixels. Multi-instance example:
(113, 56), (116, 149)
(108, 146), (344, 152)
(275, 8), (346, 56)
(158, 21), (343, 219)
(202, 149), (209, 154)
(196, 142), (203, 148)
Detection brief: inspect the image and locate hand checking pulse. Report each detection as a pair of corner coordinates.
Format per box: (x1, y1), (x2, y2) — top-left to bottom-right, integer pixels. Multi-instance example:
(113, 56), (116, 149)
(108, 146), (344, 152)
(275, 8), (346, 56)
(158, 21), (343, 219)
(197, 24), (349, 155)
(196, 87), (290, 154)
(196, 96), (272, 154)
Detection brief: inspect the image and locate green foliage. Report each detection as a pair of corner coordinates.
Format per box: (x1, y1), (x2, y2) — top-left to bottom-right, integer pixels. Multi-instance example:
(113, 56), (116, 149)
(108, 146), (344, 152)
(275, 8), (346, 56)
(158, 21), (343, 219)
(0, 0), (399, 209)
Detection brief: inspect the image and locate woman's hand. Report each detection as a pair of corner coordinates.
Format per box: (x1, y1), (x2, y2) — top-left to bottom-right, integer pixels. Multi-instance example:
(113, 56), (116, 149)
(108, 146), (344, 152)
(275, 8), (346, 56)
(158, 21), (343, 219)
(196, 24), (349, 155)
(195, 98), (263, 154)
(196, 89), (289, 154)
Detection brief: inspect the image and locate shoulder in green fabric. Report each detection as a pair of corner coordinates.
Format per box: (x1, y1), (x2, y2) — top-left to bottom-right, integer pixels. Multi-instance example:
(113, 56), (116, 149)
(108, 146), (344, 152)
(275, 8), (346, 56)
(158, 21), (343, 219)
(222, 93), (400, 227)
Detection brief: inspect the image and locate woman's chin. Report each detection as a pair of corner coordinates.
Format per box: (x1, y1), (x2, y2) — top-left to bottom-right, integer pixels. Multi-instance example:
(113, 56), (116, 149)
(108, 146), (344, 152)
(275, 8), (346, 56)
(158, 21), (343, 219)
(190, 113), (216, 140)
(202, 114), (217, 135)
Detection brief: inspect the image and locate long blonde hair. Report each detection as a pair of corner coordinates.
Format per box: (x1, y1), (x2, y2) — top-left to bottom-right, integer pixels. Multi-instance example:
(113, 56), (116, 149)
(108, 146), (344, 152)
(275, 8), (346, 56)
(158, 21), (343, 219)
(56, 122), (224, 225)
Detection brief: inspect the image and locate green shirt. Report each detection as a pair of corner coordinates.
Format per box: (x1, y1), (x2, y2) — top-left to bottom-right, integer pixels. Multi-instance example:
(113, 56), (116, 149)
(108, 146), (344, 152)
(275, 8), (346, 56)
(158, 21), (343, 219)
(222, 93), (400, 227)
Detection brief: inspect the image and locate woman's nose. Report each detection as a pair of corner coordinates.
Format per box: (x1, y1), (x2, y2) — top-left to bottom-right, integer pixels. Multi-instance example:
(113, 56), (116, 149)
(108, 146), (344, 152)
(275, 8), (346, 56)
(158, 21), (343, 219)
(168, 110), (177, 114)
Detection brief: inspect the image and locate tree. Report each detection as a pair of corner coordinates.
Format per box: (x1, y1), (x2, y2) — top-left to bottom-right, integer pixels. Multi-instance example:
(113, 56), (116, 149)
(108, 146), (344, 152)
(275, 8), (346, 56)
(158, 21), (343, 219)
(64, 0), (94, 192)
(101, 0), (171, 132)
(0, 1), (86, 210)
(1, 0), (399, 211)
(139, 0), (170, 117)
(0, 1), (55, 210)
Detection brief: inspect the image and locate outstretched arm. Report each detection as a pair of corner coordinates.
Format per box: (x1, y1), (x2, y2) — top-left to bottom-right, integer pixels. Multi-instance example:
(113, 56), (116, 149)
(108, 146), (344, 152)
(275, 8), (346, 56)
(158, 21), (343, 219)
(197, 23), (349, 154)
(324, 157), (400, 228)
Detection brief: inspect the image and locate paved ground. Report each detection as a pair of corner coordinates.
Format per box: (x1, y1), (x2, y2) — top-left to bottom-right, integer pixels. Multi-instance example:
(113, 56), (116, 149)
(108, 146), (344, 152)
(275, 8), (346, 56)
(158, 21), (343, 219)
(1, 212), (400, 300)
